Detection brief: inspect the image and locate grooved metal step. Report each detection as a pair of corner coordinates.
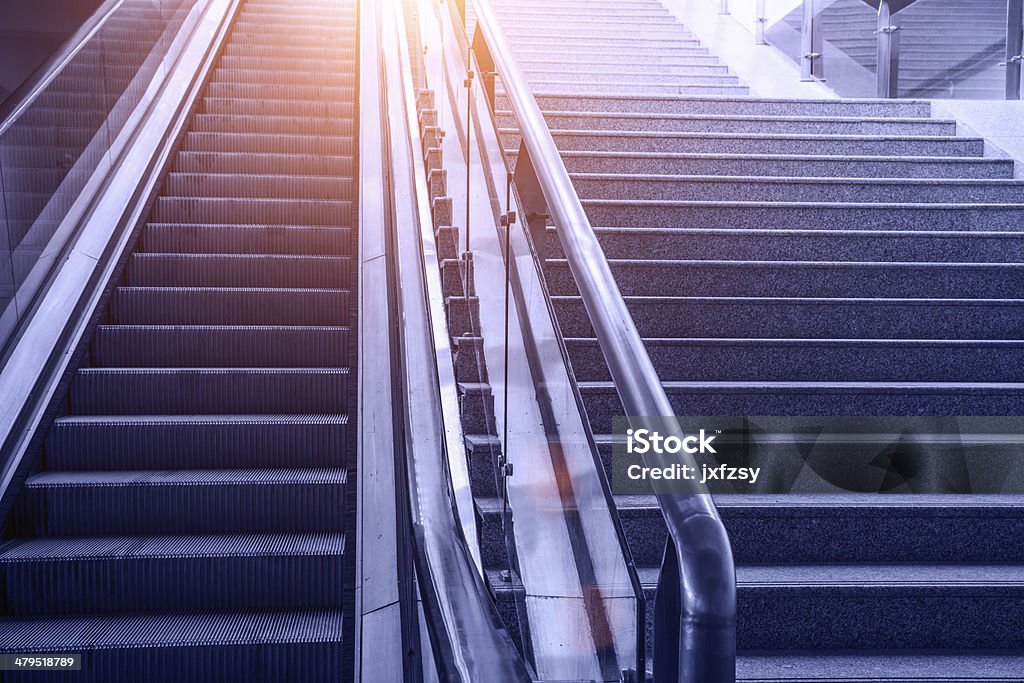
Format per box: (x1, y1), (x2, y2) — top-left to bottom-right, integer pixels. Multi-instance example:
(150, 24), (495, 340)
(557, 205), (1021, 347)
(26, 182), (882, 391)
(46, 414), (350, 470)
(110, 287), (350, 325)
(0, 533), (346, 614)
(92, 325), (351, 367)
(127, 254), (352, 287)
(4, 0), (360, 675)
(11, 468), (348, 535)
(70, 368), (350, 415)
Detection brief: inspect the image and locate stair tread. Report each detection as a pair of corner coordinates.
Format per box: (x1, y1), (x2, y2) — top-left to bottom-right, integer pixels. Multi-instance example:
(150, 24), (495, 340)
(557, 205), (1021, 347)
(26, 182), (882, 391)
(634, 564), (1024, 587)
(0, 533), (346, 561)
(52, 414), (350, 428)
(24, 468), (348, 488)
(570, 173), (1024, 187)
(736, 650), (1024, 680)
(0, 610), (345, 650)
(580, 380), (1024, 390)
(612, 493), (1024, 511)
(557, 150), (1007, 166)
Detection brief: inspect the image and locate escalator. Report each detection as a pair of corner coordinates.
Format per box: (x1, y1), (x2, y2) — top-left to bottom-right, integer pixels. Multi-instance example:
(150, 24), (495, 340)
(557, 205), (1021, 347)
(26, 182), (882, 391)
(0, 0), (357, 679)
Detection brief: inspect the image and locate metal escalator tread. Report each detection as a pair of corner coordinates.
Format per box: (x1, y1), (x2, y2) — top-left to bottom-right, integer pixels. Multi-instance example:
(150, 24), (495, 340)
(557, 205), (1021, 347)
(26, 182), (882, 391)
(0, 0), (359, 678)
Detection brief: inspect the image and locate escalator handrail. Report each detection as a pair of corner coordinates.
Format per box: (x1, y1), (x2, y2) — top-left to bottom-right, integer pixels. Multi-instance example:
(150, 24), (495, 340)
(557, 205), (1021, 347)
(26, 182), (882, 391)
(378, 0), (532, 679)
(0, 0), (124, 136)
(469, 0), (738, 678)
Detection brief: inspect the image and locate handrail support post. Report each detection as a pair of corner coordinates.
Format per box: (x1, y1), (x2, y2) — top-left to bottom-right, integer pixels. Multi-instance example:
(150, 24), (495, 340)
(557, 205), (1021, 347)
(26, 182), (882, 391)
(1007, 0), (1024, 99)
(876, 0), (901, 98)
(755, 0), (767, 45)
(800, 0), (824, 81)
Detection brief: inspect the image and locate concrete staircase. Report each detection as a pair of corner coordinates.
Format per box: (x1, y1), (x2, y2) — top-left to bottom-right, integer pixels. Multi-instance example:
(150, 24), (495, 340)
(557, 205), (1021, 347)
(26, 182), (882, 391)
(0, 1), (357, 680)
(783, 0), (1008, 99)
(489, 0), (1024, 678)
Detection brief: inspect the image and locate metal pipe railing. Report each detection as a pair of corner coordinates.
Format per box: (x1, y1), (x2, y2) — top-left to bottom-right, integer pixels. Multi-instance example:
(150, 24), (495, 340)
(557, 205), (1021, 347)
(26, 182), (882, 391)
(800, 0), (824, 81)
(471, 0), (737, 679)
(876, 0), (901, 98)
(1007, 0), (1024, 99)
(755, 0), (768, 45)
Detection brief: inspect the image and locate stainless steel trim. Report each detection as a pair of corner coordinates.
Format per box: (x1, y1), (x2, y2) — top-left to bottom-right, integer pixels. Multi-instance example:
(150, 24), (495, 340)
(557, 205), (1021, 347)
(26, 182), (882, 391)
(380, 0), (529, 679)
(800, 0), (824, 81)
(755, 0), (768, 45)
(876, 0), (901, 98)
(1006, 0), (1023, 100)
(411, 3), (633, 678)
(356, 0), (407, 677)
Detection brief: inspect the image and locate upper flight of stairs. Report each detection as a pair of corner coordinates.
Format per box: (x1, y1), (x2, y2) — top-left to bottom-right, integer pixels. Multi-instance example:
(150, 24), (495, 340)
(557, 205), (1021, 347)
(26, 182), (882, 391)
(783, 0), (1008, 98)
(0, 1), (358, 680)
(488, 0), (1024, 679)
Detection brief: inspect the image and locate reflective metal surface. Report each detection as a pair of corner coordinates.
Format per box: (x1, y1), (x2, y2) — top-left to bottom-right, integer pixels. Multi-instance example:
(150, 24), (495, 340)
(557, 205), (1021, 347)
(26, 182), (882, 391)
(468, 0), (738, 679)
(1008, 0), (1023, 99)
(356, 0), (408, 677)
(379, 0), (530, 679)
(411, 2), (634, 677)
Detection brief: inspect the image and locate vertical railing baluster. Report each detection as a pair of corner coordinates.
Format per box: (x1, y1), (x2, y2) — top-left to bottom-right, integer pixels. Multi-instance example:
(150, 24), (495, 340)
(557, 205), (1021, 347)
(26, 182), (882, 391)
(801, 0), (823, 81)
(876, 0), (901, 98)
(755, 0), (767, 45)
(1007, 0), (1024, 100)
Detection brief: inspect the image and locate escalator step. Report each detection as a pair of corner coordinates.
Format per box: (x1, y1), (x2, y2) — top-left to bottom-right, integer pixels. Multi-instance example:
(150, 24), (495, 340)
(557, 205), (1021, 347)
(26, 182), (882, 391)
(109, 287), (350, 325)
(11, 468), (348, 535)
(182, 130), (353, 155)
(151, 197), (352, 225)
(46, 414), (349, 470)
(163, 172), (353, 199)
(204, 81), (353, 101)
(0, 533), (346, 614)
(143, 223), (352, 255)
(92, 325), (351, 367)
(70, 368), (349, 415)
(190, 113), (353, 136)
(211, 67), (354, 88)
(201, 95), (353, 118)
(174, 150), (353, 175)
(0, 611), (345, 683)
(127, 254), (351, 287)
(222, 44), (354, 61)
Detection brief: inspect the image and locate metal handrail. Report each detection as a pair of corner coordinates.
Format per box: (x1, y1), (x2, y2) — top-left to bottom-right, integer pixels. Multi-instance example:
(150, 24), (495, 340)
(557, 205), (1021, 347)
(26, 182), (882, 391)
(469, 0), (738, 679)
(379, 0), (531, 679)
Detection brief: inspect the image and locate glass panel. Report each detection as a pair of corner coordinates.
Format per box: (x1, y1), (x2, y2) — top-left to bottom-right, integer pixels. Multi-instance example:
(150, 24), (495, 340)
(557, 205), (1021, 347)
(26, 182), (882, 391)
(403, 0), (645, 678)
(765, 0), (1011, 99)
(891, 0), (1007, 99)
(0, 0), (208, 361)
